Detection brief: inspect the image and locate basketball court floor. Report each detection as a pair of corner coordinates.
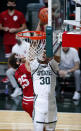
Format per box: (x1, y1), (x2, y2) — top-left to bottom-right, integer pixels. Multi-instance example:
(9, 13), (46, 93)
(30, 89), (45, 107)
(0, 93), (81, 131)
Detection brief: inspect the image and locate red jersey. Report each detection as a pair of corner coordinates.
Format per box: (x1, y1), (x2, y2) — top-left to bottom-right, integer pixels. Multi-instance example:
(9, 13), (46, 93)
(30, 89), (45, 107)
(15, 64), (33, 117)
(0, 10), (26, 45)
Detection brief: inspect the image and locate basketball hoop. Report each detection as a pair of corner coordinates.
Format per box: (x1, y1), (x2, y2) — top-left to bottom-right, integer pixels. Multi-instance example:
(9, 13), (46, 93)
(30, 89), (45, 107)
(16, 30), (61, 61)
(16, 30), (46, 61)
(16, 30), (46, 40)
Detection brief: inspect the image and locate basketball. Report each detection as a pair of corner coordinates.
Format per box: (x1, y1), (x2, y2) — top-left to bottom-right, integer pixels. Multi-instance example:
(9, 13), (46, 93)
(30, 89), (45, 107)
(39, 8), (48, 24)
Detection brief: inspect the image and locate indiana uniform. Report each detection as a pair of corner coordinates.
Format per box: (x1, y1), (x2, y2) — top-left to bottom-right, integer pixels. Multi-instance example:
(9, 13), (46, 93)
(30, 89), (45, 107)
(30, 59), (59, 131)
(15, 64), (34, 117)
(0, 9), (26, 54)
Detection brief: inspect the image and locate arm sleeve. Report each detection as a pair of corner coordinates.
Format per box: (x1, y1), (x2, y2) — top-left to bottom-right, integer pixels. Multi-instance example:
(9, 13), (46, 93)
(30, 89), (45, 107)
(49, 59), (59, 73)
(12, 47), (14, 53)
(19, 12), (26, 25)
(73, 50), (80, 63)
(30, 59), (39, 74)
(12, 45), (17, 54)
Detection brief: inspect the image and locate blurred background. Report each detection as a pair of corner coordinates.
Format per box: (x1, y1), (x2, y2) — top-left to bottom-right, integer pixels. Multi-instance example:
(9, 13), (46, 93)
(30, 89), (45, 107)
(0, 0), (81, 113)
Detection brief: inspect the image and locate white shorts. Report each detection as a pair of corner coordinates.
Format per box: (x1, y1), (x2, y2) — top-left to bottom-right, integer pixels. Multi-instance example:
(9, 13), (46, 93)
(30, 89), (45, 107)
(33, 97), (57, 131)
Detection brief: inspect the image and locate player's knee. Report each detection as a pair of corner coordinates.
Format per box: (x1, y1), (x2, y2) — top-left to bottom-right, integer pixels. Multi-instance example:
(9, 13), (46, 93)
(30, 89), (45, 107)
(34, 121), (44, 131)
(74, 70), (80, 76)
(45, 122), (56, 131)
(6, 69), (10, 77)
(6, 68), (15, 76)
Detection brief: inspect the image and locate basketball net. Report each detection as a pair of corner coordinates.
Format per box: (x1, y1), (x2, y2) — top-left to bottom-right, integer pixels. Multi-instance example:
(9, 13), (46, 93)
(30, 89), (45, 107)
(16, 30), (61, 62)
(16, 31), (46, 61)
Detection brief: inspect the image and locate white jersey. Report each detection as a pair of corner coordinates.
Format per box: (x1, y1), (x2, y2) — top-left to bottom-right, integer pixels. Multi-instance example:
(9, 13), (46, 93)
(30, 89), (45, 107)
(60, 48), (80, 69)
(30, 59), (58, 98)
(30, 59), (58, 116)
(12, 40), (30, 57)
(33, 64), (56, 98)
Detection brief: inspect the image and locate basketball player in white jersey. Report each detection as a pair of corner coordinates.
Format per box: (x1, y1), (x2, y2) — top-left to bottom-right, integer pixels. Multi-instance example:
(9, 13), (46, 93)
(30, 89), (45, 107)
(30, 49), (59, 131)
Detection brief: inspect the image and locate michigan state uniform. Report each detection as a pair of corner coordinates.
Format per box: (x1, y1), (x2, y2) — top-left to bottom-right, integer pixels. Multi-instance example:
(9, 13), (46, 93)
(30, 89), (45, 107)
(30, 59), (59, 131)
(15, 64), (34, 117)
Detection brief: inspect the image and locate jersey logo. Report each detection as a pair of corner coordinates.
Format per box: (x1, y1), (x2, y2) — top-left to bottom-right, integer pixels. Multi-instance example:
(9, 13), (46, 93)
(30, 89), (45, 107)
(37, 70), (52, 76)
(4, 17), (7, 21)
(13, 15), (18, 21)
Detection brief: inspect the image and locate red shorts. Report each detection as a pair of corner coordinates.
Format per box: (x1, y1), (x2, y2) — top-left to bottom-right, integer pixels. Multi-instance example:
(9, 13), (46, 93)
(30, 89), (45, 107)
(22, 100), (33, 117)
(4, 44), (14, 53)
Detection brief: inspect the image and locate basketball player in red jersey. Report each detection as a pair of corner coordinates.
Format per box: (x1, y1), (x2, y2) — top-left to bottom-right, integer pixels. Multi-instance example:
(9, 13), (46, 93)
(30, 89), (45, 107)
(8, 53), (34, 117)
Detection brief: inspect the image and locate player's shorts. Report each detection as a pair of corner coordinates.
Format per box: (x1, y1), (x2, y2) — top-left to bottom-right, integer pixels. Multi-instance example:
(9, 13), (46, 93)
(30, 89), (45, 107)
(33, 97), (57, 131)
(4, 44), (14, 54)
(33, 110), (57, 131)
(22, 99), (33, 117)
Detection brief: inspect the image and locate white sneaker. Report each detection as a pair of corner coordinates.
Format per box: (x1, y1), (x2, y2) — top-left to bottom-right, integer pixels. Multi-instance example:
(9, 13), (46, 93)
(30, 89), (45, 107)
(72, 91), (80, 100)
(11, 88), (22, 97)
